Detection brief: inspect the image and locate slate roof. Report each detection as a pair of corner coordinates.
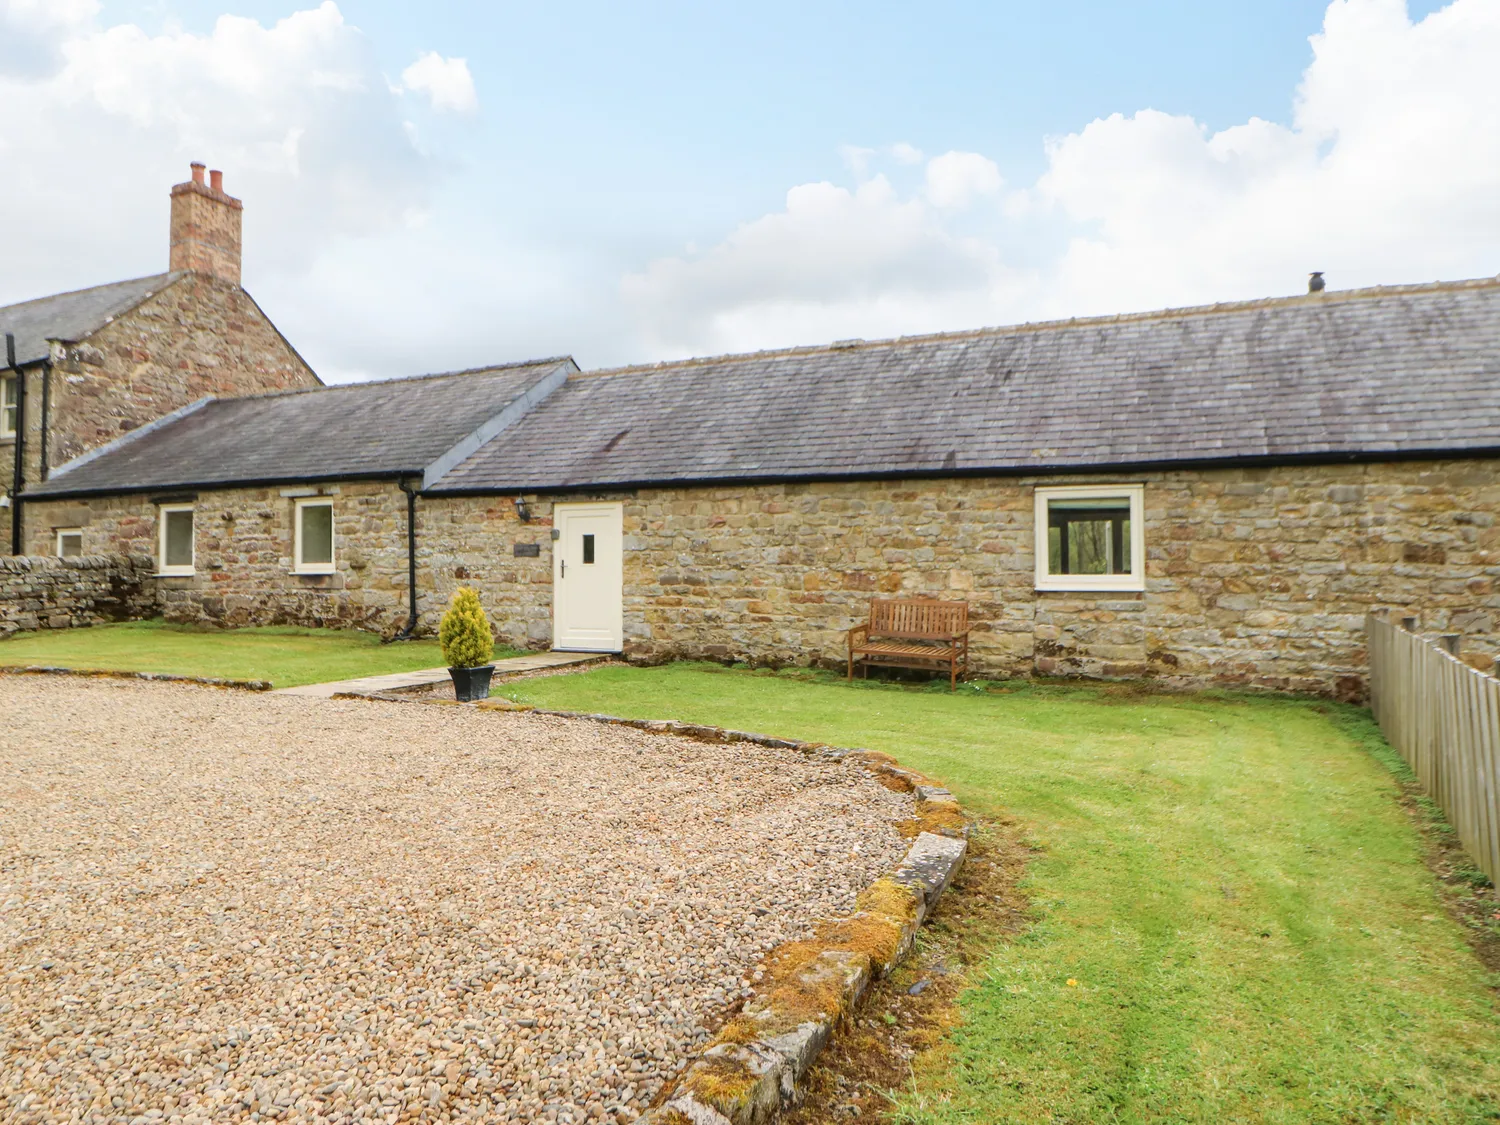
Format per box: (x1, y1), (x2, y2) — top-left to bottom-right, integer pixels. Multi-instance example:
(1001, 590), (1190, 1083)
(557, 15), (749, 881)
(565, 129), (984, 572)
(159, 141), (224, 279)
(0, 273), (184, 367)
(428, 277), (1500, 492)
(30, 359), (575, 497)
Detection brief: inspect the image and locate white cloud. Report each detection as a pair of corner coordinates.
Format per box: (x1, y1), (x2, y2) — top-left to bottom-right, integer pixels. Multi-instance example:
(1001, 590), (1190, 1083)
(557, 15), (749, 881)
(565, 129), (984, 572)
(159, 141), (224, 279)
(891, 142), (924, 165)
(622, 174), (1027, 357)
(924, 150), (1003, 208)
(624, 0), (1500, 358)
(0, 2), (440, 316)
(401, 50), (477, 114)
(0, 0), (97, 77)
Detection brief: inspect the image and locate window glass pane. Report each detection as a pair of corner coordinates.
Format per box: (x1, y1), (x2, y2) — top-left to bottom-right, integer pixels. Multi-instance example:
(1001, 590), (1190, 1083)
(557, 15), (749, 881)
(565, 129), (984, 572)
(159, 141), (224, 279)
(582, 533), (595, 564)
(300, 504), (334, 566)
(1047, 499), (1132, 576)
(164, 510), (193, 568)
(1, 377), (14, 436)
(58, 532), (82, 558)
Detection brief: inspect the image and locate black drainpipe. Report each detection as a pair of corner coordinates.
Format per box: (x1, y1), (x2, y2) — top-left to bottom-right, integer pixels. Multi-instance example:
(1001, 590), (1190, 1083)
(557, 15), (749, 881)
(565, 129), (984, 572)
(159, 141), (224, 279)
(7, 333), (24, 556)
(38, 359), (50, 481)
(395, 476), (420, 639)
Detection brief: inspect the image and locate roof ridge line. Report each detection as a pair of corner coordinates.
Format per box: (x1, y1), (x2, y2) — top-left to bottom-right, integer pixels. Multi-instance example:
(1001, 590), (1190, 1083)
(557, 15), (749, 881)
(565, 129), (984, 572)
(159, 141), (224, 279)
(572, 274), (1500, 380)
(214, 355), (581, 403)
(0, 271), (181, 317)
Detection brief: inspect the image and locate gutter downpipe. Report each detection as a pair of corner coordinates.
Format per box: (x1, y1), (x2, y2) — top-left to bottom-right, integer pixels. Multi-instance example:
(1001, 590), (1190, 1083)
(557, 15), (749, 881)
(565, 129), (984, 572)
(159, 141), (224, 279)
(6, 334), (24, 555)
(38, 360), (50, 481)
(396, 476), (419, 639)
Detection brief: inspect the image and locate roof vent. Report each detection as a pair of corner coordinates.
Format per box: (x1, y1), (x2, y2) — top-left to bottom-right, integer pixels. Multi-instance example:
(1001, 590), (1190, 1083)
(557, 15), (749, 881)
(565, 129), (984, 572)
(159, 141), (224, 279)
(1308, 271), (1326, 293)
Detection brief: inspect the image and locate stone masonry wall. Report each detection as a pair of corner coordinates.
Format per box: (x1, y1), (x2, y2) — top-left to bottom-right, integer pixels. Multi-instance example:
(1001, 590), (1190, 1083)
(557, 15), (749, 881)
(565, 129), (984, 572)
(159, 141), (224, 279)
(420, 458), (1500, 700)
(3, 273), (318, 506)
(21, 457), (1500, 697)
(0, 554), (156, 637)
(22, 483), (415, 635)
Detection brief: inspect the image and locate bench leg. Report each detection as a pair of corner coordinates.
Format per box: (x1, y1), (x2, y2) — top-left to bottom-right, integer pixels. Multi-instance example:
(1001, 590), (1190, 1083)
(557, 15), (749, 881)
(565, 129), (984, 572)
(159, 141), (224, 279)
(950, 657), (957, 691)
(847, 651), (853, 681)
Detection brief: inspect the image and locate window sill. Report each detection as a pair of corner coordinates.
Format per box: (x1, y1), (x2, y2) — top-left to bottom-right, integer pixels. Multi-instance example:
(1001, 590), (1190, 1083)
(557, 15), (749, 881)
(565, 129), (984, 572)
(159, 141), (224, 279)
(1035, 576), (1144, 593)
(292, 567), (337, 577)
(155, 571), (196, 578)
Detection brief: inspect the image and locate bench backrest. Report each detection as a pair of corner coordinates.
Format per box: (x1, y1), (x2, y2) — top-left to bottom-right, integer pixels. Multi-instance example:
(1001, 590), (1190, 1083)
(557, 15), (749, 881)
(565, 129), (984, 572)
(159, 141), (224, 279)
(869, 598), (968, 639)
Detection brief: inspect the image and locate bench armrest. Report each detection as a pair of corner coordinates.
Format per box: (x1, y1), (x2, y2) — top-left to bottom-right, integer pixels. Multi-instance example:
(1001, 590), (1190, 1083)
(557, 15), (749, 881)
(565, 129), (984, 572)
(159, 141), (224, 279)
(847, 623), (870, 648)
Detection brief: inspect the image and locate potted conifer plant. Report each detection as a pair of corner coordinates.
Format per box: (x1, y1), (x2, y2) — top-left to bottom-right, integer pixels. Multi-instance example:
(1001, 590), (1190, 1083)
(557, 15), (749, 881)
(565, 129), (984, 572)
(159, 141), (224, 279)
(439, 587), (496, 701)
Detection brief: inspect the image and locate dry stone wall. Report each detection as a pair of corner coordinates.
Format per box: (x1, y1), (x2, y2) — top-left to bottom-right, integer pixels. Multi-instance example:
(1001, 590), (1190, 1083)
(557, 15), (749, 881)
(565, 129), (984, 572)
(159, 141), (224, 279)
(20, 457), (1500, 698)
(0, 554), (155, 637)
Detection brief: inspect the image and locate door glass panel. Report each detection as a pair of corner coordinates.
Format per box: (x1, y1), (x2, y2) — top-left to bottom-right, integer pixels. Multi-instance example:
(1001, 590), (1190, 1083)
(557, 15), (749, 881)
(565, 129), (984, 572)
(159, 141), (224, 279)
(582, 533), (595, 564)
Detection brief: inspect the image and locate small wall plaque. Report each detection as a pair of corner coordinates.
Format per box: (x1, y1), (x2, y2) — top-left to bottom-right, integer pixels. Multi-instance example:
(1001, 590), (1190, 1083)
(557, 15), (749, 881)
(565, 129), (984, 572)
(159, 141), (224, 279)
(513, 543), (542, 558)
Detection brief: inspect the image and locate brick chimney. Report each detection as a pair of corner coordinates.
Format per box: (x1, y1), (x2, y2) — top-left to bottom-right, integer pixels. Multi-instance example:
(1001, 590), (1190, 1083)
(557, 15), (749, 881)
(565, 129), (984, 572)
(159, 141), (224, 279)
(169, 163), (243, 284)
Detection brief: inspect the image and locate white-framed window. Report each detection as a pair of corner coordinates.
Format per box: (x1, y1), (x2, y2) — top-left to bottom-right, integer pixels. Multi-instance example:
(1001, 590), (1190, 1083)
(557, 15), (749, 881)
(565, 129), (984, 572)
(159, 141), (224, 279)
(1034, 484), (1146, 592)
(157, 504), (196, 576)
(56, 528), (83, 558)
(1, 376), (16, 438)
(293, 498), (335, 574)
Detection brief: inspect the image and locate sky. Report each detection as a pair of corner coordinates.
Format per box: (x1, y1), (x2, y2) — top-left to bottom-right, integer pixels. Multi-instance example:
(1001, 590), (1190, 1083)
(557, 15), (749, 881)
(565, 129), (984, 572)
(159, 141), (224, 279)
(0, 0), (1494, 382)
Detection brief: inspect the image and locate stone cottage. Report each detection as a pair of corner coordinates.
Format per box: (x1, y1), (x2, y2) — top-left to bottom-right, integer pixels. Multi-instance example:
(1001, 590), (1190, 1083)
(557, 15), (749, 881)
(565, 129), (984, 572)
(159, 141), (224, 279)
(0, 164), (319, 555)
(17, 271), (1500, 698)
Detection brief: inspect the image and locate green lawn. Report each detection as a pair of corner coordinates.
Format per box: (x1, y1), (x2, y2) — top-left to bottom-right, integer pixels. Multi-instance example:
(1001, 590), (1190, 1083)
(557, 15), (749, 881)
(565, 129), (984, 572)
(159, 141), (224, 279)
(0, 620), (506, 688)
(502, 663), (1500, 1124)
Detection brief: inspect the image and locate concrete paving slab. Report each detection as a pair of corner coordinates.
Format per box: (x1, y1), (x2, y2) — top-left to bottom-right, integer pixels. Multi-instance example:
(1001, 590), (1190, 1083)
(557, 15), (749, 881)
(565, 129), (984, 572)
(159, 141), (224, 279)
(273, 650), (606, 698)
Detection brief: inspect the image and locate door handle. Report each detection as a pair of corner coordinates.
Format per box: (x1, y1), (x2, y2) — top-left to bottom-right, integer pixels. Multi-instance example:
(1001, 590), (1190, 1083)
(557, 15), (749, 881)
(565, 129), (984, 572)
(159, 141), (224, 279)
(560, 559), (566, 578)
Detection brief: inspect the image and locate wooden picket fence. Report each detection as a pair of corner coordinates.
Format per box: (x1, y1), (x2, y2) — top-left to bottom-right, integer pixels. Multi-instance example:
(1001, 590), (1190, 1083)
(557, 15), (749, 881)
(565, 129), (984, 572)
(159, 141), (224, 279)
(1366, 613), (1500, 882)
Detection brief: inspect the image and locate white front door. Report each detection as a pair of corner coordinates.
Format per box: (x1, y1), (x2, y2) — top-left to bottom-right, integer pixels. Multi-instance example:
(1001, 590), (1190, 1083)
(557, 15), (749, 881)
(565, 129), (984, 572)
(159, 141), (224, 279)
(552, 502), (624, 652)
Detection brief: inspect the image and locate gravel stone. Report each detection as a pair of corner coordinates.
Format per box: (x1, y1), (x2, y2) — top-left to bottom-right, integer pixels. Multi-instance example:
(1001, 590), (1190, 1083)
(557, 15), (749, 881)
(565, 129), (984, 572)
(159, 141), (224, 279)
(0, 677), (913, 1124)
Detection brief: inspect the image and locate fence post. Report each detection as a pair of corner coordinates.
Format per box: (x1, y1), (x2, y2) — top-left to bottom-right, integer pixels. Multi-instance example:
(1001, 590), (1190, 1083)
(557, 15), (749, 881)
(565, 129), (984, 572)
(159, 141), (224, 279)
(1438, 634), (1461, 655)
(1401, 616), (1419, 632)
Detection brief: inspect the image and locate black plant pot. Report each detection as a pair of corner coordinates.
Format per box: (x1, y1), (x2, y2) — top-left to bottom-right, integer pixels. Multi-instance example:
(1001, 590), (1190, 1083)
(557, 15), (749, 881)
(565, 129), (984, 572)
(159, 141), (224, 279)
(449, 664), (495, 702)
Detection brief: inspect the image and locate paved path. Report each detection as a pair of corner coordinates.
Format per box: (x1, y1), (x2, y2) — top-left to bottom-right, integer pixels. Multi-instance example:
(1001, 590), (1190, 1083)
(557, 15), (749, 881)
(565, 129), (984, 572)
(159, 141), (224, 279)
(273, 650), (606, 698)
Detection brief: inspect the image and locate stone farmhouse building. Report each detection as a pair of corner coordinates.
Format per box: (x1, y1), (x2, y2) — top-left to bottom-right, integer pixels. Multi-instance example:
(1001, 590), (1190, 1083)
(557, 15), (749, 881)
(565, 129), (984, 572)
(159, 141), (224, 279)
(0, 164), (319, 555)
(7, 174), (1499, 700)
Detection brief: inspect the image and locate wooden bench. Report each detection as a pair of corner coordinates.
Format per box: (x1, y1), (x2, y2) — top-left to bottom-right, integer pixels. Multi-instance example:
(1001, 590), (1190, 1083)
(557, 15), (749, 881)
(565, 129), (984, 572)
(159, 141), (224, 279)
(847, 599), (970, 689)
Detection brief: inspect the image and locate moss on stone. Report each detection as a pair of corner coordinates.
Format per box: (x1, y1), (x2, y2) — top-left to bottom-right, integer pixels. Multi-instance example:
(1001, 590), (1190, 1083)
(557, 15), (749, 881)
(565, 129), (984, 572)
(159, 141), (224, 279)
(683, 1054), (760, 1107)
(855, 876), (921, 923)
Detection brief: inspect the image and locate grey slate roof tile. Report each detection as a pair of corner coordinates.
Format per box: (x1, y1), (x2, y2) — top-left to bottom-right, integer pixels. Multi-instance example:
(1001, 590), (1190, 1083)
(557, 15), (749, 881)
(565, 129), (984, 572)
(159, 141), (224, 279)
(31, 359), (575, 496)
(428, 278), (1500, 492)
(0, 273), (183, 367)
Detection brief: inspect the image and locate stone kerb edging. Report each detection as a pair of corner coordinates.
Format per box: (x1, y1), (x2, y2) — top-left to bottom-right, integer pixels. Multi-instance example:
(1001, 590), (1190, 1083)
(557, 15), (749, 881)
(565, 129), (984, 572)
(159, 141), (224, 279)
(0, 665), (273, 691)
(641, 829), (966, 1125)
(335, 690), (970, 1124)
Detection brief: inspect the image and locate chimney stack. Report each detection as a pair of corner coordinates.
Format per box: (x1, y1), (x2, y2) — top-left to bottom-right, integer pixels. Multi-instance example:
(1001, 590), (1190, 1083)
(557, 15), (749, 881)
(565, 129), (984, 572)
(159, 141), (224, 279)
(170, 163), (243, 285)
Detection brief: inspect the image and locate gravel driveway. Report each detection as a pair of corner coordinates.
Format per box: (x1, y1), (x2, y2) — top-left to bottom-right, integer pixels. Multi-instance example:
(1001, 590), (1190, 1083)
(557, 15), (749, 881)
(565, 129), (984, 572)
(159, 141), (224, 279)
(0, 676), (912, 1125)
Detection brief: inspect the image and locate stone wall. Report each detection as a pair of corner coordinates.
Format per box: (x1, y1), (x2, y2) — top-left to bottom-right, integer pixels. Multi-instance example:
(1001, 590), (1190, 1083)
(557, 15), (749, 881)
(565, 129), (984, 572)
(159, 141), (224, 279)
(0, 554), (156, 637)
(4, 272), (318, 506)
(21, 457), (1500, 698)
(23, 482), (416, 634)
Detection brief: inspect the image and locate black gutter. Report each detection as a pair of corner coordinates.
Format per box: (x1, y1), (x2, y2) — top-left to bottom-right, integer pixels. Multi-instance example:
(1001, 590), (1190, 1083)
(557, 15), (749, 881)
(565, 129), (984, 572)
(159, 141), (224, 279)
(26, 469), (422, 503)
(395, 476), (420, 640)
(27, 442), (1500, 505)
(417, 442), (1500, 497)
(6, 334), (24, 555)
